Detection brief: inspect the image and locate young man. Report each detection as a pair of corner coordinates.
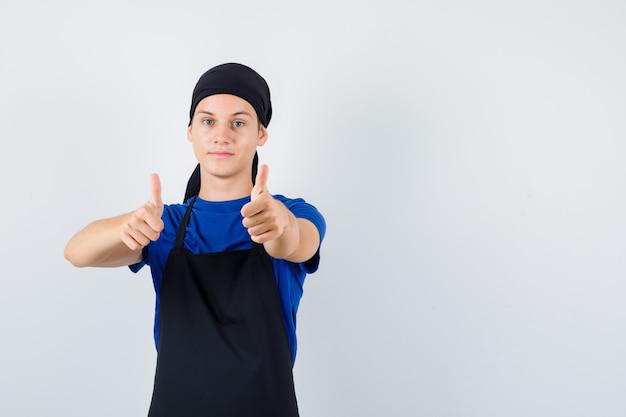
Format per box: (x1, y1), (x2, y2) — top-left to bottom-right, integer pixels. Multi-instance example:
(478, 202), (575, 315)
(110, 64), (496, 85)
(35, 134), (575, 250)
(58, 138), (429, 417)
(64, 63), (326, 416)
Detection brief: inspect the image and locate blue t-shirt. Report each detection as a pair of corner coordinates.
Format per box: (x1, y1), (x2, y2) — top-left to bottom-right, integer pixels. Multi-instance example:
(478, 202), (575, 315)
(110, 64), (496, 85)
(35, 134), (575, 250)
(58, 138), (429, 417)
(130, 194), (326, 364)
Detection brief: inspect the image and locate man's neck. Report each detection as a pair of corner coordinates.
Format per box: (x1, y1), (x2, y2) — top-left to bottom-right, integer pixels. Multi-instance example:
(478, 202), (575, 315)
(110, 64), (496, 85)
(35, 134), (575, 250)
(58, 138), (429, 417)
(197, 171), (253, 202)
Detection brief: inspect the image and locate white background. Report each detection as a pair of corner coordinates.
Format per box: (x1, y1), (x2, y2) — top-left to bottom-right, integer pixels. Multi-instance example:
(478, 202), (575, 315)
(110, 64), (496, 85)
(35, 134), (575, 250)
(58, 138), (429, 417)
(1, 1), (625, 416)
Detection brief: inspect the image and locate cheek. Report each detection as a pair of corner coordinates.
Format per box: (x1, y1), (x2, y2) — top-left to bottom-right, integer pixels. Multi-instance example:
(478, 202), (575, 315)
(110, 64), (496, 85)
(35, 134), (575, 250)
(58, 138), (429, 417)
(188, 127), (207, 146)
(190, 142), (200, 159)
(188, 135), (203, 158)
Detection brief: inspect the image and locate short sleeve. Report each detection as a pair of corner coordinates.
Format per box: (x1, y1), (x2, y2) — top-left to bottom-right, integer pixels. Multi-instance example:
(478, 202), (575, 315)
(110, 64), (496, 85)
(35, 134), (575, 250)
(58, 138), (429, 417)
(302, 248), (321, 273)
(128, 246), (149, 273)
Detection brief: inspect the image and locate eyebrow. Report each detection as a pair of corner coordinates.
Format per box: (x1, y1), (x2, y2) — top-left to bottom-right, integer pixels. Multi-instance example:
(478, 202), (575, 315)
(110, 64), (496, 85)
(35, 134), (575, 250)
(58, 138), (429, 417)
(196, 110), (253, 118)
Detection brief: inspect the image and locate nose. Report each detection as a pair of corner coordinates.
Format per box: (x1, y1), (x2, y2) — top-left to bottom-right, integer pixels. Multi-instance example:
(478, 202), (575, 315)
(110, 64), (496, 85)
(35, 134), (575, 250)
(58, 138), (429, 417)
(212, 123), (231, 144)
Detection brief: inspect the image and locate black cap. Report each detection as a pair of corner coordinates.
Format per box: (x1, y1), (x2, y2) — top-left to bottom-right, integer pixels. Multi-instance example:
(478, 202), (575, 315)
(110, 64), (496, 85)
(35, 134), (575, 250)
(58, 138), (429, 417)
(189, 62), (272, 127)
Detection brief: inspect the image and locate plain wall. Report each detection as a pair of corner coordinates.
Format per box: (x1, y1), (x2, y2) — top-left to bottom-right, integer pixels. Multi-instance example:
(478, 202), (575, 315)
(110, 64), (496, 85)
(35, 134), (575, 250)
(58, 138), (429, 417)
(1, 0), (625, 416)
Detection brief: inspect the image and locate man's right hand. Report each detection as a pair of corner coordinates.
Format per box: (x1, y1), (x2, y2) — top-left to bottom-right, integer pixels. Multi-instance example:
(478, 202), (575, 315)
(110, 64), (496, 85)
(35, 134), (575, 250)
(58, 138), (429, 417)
(120, 173), (165, 250)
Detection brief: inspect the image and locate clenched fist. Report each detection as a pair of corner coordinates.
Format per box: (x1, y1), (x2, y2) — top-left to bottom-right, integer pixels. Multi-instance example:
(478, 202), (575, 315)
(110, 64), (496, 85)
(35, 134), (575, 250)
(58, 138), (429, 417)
(241, 164), (292, 244)
(121, 173), (165, 250)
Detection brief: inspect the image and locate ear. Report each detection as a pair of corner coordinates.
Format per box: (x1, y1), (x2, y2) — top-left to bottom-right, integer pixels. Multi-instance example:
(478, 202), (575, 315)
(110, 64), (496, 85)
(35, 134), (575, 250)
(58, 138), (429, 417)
(257, 125), (268, 147)
(187, 124), (193, 142)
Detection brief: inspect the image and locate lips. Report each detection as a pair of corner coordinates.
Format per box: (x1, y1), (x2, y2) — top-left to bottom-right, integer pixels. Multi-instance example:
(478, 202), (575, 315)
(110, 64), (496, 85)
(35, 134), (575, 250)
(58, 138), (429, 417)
(209, 151), (233, 159)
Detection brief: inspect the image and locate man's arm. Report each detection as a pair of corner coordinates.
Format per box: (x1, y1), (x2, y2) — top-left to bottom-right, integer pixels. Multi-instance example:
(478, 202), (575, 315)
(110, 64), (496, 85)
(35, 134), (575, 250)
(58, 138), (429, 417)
(240, 165), (321, 263)
(64, 174), (165, 268)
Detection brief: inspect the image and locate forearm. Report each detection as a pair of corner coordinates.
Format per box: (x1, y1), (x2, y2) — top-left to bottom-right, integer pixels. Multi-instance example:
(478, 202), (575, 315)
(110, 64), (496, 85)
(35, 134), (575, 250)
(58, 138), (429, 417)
(264, 214), (320, 264)
(64, 213), (142, 268)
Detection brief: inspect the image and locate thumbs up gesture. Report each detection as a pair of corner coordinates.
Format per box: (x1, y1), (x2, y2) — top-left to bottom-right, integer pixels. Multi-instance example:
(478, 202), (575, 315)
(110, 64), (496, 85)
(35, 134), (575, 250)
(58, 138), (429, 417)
(241, 165), (291, 244)
(120, 173), (165, 250)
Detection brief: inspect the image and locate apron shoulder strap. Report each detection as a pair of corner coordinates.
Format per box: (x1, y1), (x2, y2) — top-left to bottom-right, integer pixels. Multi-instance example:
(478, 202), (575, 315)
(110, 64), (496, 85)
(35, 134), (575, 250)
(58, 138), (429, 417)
(174, 196), (197, 249)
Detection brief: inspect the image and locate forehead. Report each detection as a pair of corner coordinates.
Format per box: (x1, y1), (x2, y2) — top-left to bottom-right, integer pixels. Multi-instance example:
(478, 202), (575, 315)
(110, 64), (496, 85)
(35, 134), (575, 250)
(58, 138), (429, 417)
(195, 94), (257, 117)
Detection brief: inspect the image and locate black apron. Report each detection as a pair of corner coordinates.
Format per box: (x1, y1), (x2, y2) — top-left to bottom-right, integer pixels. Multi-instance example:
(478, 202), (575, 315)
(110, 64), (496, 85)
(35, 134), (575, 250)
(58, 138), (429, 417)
(148, 197), (299, 417)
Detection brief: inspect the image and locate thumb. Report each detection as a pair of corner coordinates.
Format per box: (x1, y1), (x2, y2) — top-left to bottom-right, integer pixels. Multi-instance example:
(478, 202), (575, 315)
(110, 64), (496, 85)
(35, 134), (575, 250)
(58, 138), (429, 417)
(149, 173), (163, 207)
(251, 164), (269, 200)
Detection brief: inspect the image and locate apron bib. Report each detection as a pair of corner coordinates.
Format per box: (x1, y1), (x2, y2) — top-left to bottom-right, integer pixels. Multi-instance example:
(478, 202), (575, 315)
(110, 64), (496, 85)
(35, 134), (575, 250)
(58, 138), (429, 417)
(148, 197), (299, 417)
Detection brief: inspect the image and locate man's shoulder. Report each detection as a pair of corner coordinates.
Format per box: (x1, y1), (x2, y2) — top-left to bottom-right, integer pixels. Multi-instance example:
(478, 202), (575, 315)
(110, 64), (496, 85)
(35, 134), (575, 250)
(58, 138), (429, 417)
(272, 194), (309, 206)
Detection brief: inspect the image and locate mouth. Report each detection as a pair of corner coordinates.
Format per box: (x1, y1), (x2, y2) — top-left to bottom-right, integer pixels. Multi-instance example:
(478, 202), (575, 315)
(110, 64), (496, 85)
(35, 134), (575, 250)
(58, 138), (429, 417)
(209, 151), (233, 159)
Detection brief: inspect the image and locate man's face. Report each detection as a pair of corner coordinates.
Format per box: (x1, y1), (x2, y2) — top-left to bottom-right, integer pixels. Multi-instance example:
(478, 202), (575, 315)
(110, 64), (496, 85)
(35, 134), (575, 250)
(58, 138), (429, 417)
(188, 94), (267, 182)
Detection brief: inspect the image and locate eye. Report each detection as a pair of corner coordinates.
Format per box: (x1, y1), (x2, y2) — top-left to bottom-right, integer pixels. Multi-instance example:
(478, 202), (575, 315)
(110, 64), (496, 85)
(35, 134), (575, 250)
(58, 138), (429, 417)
(233, 121), (244, 128)
(202, 119), (214, 126)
